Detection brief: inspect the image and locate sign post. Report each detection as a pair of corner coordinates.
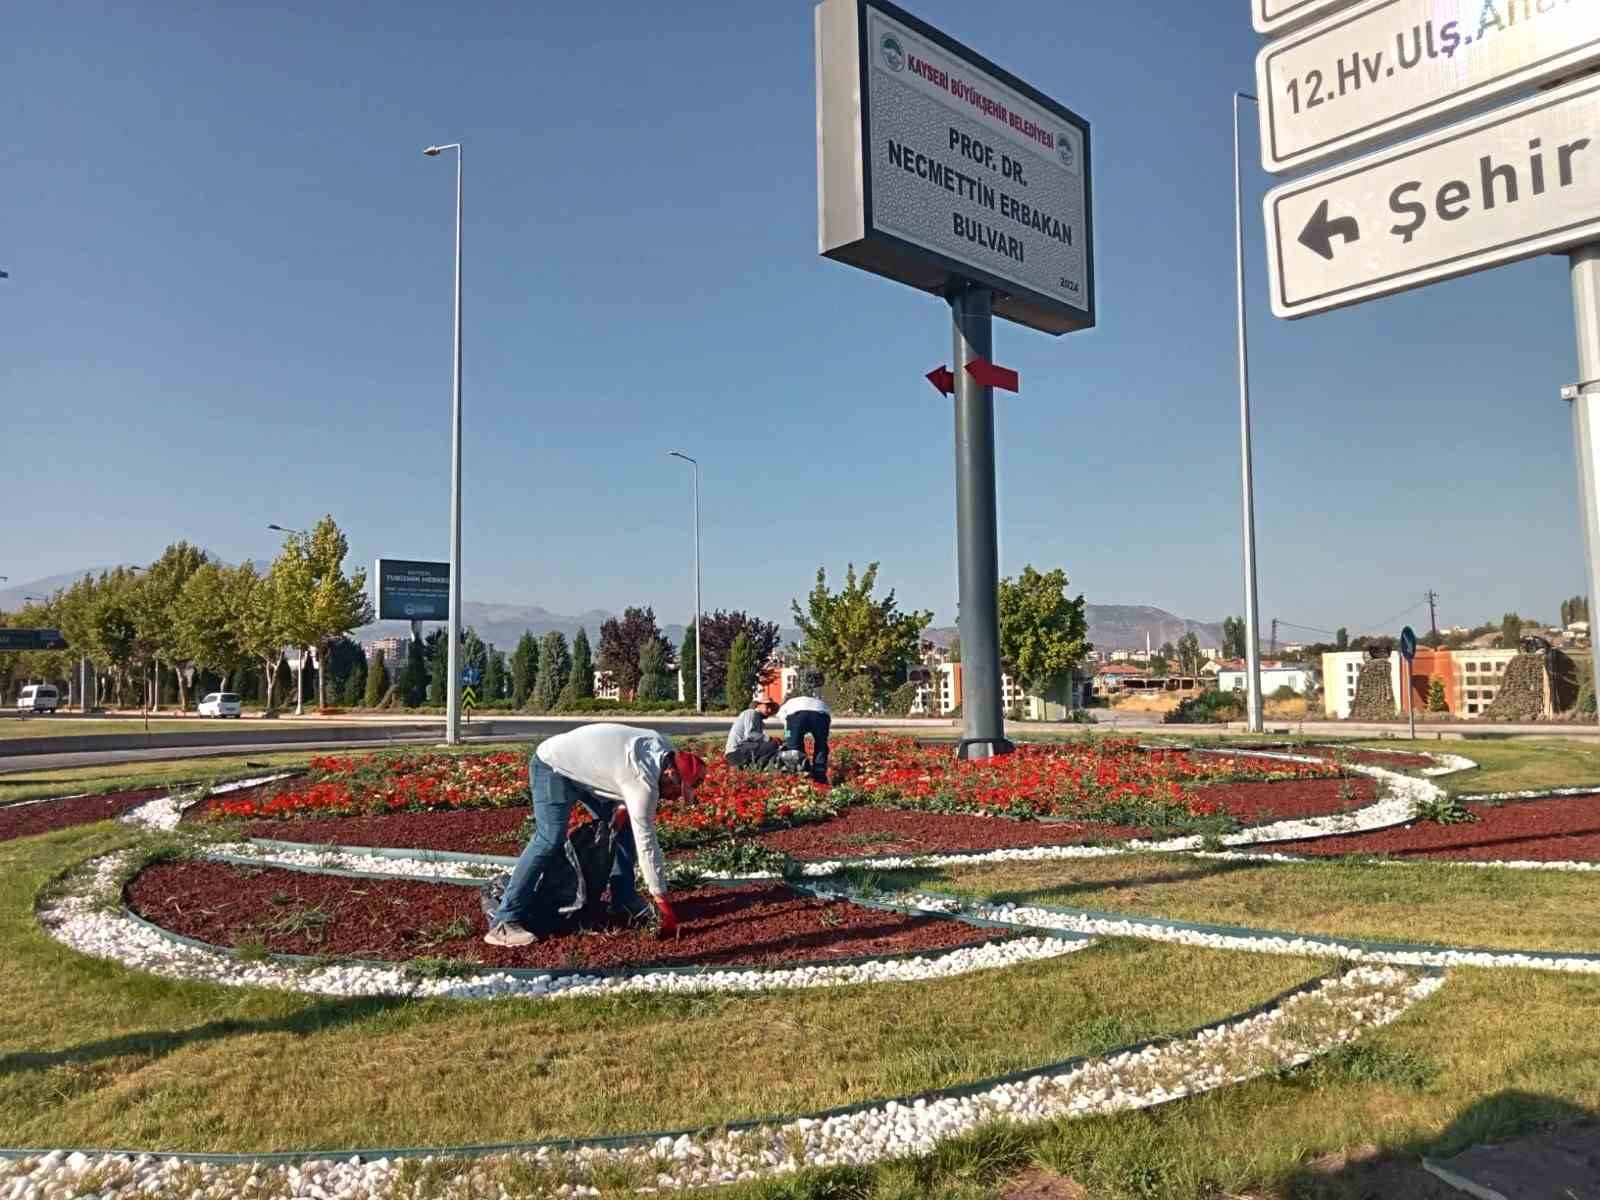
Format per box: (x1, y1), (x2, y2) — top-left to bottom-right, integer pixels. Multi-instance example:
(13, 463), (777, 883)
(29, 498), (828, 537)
(1567, 251), (1600, 728)
(1400, 625), (1417, 739)
(817, 0), (1093, 757)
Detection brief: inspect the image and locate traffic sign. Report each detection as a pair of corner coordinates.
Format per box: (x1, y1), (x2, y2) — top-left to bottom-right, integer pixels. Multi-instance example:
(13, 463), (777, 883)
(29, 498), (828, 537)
(1266, 74), (1600, 319)
(460, 686), (478, 713)
(0, 629), (68, 652)
(1400, 626), (1417, 661)
(461, 666), (483, 688)
(1257, 0), (1600, 174)
(1253, 0), (1359, 38)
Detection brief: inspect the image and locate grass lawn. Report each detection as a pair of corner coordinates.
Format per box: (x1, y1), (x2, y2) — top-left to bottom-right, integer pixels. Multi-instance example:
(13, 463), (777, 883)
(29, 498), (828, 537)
(0, 825), (1324, 1153)
(903, 853), (1600, 954)
(1357, 736), (1600, 797)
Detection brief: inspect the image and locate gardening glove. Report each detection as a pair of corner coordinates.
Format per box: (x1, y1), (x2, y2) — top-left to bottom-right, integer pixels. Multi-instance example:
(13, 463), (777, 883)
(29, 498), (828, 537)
(610, 805), (630, 834)
(652, 895), (679, 939)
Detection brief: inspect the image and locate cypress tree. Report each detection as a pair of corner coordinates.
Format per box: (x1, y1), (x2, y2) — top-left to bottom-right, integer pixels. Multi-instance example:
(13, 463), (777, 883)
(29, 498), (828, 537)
(340, 658), (366, 706)
(534, 632), (570, 711)
(510, 632), (537, 708)
(679, 626), (698, 708)
(363, 650), (388, 707)
(400, 639), (428, 707)
(724, 632), (758, 711)
(637, 638), (670, 702)
(560, 627), (595, 707)
(427, 639), (448, 705)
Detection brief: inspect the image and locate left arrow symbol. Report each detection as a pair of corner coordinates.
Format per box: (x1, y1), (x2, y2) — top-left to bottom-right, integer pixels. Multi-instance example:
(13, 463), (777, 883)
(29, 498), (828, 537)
(926, 366), (955, 396)
(1298, 198), (1360, 261)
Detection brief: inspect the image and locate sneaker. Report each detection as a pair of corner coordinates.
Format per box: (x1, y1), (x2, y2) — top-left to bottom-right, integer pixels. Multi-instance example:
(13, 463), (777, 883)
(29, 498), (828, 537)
(484, 920), (536, 947)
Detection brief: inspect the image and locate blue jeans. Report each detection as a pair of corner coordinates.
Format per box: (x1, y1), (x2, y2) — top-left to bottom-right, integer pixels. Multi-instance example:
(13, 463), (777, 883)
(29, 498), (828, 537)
(492, 756), (640, 927)
(785, 711), (831, 782)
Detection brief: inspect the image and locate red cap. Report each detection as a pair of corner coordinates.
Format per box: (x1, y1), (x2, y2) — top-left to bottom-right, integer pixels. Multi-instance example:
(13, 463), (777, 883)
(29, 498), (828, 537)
(673, 750), (707, 797)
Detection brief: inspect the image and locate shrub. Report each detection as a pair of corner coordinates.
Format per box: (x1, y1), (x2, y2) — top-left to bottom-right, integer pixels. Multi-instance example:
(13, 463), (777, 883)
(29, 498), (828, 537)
(887, 681), (920, 716)
(1164, 690), (1247, 724)
(821, 674), (878, 715)
(1412, 792), (1479, 825)
(1270, 684), (1300, 701)
(1427, 678), (1449, 713)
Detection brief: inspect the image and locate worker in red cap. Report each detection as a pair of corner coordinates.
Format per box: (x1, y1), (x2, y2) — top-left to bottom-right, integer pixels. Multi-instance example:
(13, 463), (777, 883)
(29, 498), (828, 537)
(485, 722), (707, 947)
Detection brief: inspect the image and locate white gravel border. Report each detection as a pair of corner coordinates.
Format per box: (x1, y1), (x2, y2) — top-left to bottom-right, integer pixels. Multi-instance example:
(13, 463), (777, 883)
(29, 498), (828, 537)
(37, 853), (1088, 1002)
(0, 965), (1440, 1199)
(117, 775), (293, 832)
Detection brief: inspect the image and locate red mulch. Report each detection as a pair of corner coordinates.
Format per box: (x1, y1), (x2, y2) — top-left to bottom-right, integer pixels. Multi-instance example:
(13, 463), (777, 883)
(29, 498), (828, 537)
(124, 861), (1010, 970)
(1274, 795), (1600, 862)
(1309, 747), (1437, 770)
(234, 807), (530, 857)
(1192, 776), (1378, 824)
(730, 807), (1151, 860)
(0, 789), (167, 844)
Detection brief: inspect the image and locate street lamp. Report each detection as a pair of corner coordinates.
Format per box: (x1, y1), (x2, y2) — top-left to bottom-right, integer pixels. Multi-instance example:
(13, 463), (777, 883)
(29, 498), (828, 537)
(424, 141), (465, 746)
(267, 523), (307, 537)
(1233, 91), (1266, 735)
(668, 451), (702, 712)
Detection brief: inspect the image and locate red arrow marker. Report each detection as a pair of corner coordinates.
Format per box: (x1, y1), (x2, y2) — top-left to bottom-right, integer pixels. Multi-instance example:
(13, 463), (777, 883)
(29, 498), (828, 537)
(926, 366), (955, 396)
(964, 358), (1019, 392)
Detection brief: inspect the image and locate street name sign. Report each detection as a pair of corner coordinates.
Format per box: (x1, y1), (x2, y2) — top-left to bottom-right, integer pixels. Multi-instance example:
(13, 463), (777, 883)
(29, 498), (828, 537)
(1266, 73), (1600, 318)
(1259, 0), (1600, 174)
(1254, 0), (1361, 38)
(815, 0), (1094, 334)
(0, 629), (68, 652)
(373, 558), (451, 622)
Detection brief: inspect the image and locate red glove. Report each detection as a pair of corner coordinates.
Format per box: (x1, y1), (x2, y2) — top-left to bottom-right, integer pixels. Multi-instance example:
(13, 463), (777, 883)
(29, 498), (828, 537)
(652, 895), (679, 939)
(610, 805), (630, 834)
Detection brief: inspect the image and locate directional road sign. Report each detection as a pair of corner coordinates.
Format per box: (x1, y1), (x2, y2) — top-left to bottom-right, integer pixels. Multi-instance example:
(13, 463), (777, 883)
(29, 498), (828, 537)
(460, 686), (478, 713)
(1400, 625), (1417, 661)
(1258, 0), (1600, 174)
(1253, 0), (1359, 38)
(1266, 74), (1600, 319)
(0, 629), (68, 652)
(462, 666), (483, 688)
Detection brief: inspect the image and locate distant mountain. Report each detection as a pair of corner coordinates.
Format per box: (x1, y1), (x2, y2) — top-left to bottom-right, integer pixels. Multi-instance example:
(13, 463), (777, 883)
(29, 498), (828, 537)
(0, 568), (120, 610)
(923, 605), (1225, 654)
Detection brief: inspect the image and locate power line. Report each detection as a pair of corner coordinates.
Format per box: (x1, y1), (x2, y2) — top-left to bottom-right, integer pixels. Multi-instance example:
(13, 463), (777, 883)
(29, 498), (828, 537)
(1363, 598), (1429, 635)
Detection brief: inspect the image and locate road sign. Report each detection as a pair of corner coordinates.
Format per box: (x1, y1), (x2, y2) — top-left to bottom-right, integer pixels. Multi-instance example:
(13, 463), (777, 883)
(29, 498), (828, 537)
(460, 686), (478, 713)
(816, 0), (1094, 334)
(461, 666), (483, 688)
(1254, 0), (1359, 38)
(963, 358), (1019, 392)
(1257, 0), (1600, 175)
(373, 559), (451, 622)
(926, 365), (956, 396)
(1400, 625), (1417, 661)
(1266, 74), (1600, 319)
(0, 629), (68, 652)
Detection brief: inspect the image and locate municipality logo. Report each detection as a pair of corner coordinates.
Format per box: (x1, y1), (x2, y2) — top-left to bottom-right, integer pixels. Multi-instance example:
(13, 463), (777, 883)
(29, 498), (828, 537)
(880, 34), (905, 71)
(1057, 135), (1076, 170)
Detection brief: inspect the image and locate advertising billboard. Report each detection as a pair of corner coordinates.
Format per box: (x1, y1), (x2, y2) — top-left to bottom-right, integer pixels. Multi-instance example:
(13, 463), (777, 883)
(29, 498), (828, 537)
(373, 559), (451, 622)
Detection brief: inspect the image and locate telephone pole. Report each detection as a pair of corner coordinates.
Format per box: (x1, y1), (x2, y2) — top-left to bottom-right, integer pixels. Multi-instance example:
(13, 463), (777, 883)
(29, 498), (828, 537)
(1270, 618), (1278, 656)
(1426, 590), (1440, 644)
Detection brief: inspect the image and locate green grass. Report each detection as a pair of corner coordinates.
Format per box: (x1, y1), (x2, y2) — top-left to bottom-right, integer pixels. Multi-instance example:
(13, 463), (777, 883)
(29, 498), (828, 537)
(1363, 737), (1600, 797)
(902, 853), (1600, 954)
(0, 824), (1323, 1153)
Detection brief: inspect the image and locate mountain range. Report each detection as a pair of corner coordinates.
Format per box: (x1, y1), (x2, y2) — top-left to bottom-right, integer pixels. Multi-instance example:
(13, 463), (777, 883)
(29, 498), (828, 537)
(2, 568), (1224, 656)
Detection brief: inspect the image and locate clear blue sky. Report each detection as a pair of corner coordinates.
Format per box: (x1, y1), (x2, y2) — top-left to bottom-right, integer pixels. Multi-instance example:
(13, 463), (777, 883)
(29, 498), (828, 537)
(3, 0), (1588, 637)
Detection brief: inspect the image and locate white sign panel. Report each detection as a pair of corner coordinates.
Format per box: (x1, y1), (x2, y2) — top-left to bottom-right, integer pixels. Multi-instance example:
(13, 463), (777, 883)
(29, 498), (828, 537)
(1259, 0), (1600, 174)
(816, 0), (1093, 334)
(1266, 74), (1600, 318)
(1254, 0), (1360, 37)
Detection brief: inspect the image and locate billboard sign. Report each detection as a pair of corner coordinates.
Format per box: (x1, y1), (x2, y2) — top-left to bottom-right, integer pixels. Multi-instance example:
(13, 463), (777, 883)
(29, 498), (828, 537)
(0, 628), (68, 652)
(1254, 0), (1360, 37)
(1265, 74), (1600, 318)
(815, 0), (1093, 334)
(1258, 0), (1600, 174)
(373, 559), (451, 622)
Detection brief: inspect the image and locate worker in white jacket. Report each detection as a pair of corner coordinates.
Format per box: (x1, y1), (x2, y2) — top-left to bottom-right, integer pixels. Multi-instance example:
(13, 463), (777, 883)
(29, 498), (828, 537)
(485, 723), (706, 947)
(776, 693), (832, 783)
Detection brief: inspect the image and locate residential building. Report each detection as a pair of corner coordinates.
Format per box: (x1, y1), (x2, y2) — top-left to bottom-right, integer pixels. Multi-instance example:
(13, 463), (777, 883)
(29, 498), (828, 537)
(1218, 664), (1316, 697)
(364, 637), (410, 680)
(1320, 648), (1517, 718)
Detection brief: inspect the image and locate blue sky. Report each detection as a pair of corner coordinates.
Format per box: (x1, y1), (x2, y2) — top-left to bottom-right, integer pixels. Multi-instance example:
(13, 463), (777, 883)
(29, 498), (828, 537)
(2, 0), (1588, 636)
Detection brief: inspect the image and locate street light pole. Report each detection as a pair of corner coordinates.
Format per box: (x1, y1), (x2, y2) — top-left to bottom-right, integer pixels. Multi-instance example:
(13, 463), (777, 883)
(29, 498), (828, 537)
(1233, 91), (1266, 735)
(668, 451), (702, 712)
(425, 142), (465, 746)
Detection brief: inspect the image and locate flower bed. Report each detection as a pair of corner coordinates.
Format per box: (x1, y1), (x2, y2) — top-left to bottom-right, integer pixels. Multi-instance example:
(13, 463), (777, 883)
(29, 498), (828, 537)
(123, 861), (1012, 970)
(1272, 794), (1600, 863)
(203, 752), (527, 821)
(0, 789), (170, 844)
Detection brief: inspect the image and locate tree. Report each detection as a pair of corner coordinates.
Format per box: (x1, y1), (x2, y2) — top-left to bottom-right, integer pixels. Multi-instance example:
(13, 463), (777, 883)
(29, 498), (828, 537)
(270, 535), (317, 715)
(724, 632), (759, 710)
(948, 636), (961, 664)
(791, 563), (932, 698)
(236, 563), (286, 714)
(400, 637), (428, 707)
(321, 636), (367, 704)
(484, 647), (507, 703)
(340, 656), (367, 706)
(679, 626), (699, 708)
(304, 516), (373, 710)
(363, 649), (388, 707)
(698, 610), (781, 701)
(510, 632), (538, 708)
(560, 627), (594, 707)
(1427, 677), (1448, 713)
(994, 566), (1090, 696)
(1500, 612), (1527, 650)
(427, 635), (449, 705)
(1221, 616), (1247, 661)
(1176, 632), (1202, 678)
(140, 541), (209, 710)
(598, 607), (666, 700)
(1562, 596), (1590, 627)
(636, 638), (671, 702)
(535, 632), (570, 711)
(1336, 627), (1349, 651)
(1149, 649), (1169, 677)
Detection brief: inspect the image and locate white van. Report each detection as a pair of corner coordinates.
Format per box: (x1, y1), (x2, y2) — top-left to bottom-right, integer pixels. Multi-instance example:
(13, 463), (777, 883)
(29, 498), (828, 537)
(17, 685), (59, 713)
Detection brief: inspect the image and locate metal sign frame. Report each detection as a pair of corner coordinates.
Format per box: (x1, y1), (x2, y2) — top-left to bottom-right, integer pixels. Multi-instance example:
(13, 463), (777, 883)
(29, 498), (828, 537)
(816, 0), (1095, 335)
(1254, 0), (1360, 37)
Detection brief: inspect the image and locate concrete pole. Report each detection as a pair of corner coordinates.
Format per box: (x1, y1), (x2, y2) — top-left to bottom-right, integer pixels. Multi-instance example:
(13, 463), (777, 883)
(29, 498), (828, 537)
(1233, 92), (1266, 734)
(446, 146), (464, 746)
(949, 285), (1009, 759)
(1567, 244), (1600, 726)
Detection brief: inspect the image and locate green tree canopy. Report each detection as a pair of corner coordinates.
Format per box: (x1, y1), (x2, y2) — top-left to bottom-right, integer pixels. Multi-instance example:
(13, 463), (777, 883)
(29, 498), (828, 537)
(559, 627), (594, 707)
(636, 637), (671, 702)
(724, 631), (759, 711)
(534, 632), (570, 711)
(996, 565), (1090, 694)
(1176, 631), (1202, 678)
(510, 631), (538, 708)
(363, 649), (388, 707)
(1221, 616), (1247, 661)
(598, 607), (665, 701)
(791, 563), (931, 698)
(678, 625), (699, 708)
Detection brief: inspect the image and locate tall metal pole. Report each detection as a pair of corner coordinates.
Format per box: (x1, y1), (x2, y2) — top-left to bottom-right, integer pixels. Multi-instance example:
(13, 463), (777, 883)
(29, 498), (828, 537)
(1567, 244), (1600, 727)
(669, 451), (703, 711)
(1233, 92), (1266, 734)
(426, 143), (465, 746)
(949, 285), (1009, 759)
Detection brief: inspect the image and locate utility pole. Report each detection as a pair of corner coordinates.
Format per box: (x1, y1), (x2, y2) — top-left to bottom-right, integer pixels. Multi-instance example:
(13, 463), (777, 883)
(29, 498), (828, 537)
(1270, 618), (1278, 656)
(1426, 590), (1440, 644)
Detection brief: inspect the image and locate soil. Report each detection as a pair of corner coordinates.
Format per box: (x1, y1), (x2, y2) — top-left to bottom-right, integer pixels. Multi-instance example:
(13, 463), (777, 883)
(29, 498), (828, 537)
(124, 861), (1012, 971)
(1307, 747), (1437, 771)
(1192, 776), (1378, 824)
(1274, 794), (1600, 862)
(235, 806), (531, 857)
(0, 789), (167, 844)
(730, 807), (1152, 860)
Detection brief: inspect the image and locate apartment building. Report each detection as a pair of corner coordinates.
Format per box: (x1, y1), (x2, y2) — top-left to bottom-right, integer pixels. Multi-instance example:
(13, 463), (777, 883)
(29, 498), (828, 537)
(1321, 648), (1517, 718)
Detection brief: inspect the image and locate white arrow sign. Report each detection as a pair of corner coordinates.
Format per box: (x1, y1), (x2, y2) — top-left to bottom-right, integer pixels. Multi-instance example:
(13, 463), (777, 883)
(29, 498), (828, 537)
(1266, 73), (1600, 319)
(1258, 0), (1600, 174)
(1254, 0), (1360, 37)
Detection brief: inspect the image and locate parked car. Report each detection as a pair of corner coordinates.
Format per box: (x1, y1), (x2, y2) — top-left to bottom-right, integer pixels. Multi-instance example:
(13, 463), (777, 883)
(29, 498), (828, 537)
(16, 684), (59, 713)
(197, 692), (242, 718)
